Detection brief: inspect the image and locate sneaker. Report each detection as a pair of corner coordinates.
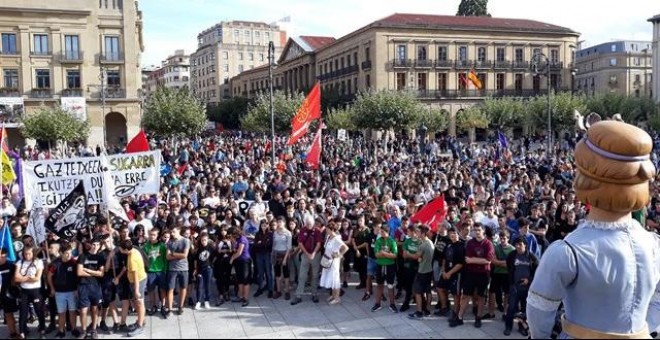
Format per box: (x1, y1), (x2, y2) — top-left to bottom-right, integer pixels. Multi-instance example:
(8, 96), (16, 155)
(273, 291), (281, 299)
(371, 304), (382, 312)
(395, 290), (402, 300)
(482, 313), (495, 320)
(216, 299), (225, 306)
(118, 324), (129, 333)
(312, 295), (319, 303)
(328, 298), (341, 305)
(408, 311), (423, 320)
(187, 297), (194, 307)
(497, 305), (505, 313)
(423, 310), (431, 317)
(241, 299), (250, 307)
(99, 321), (110, 334)
(434, 308), (450, 317)
(204, 301), (210, 309)
(399, 304), (410, 313)
(72, 329), (82, 339)
(160, 307), (168, 318)
(355, 284), (365, 290)
(164, 309), (171, 319)
(284, 292), (291, 300)
(342, 281), (348, 288)
(176, 307), (184, 315)
(194, 302), (201, 310)
(389, 304), (399, 313)
(56, 331), (66, 339)
(267, 291), (273, 299)
(90, 330), (99, 339)
(127, 326), (144, 338)
(503, 328), (512, 336)
(231, 297), (243, 303)
(147, 306), (158, 316)
(45, 324), (57, 334)
(519, 325), (529, 337)
(474, 318), (482, 328)
(253, 289), (264, 298)
(361, 293), (371, 301)
(449, 318), (464, 328)
(290, 297), (302, 306)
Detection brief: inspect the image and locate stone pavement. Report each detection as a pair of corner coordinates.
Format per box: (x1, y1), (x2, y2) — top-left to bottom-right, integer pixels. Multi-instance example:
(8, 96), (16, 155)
(4, 285), (527, 339)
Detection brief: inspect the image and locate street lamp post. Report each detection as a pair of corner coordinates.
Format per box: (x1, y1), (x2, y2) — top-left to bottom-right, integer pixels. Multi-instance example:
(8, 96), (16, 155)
(99, 66), (107, 149)
(268, 41), (276, 169)
(532, 52), (552, 158)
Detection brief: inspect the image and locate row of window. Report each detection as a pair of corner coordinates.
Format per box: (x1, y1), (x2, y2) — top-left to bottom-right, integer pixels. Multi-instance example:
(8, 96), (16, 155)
(0, 33), (121, 60)
(1, 68), (121, 90)
(395, 45), (560, 63)
(318, 49), (367, 77)
(393, 72), (560, 91)
(192, 51), (266, 67)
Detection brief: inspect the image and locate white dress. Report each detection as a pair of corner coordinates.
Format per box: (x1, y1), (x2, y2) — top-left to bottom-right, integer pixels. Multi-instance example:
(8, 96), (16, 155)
(319, 234), (344, 290)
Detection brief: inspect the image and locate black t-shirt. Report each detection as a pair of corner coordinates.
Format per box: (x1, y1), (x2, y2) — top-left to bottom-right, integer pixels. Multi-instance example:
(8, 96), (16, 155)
(0, 261), (15, 297)
(366, 232), (378, 259)
(433, 234), (451, 262)
(78, 252), (105, 286)
(442, 240), (466, 276)
(195, 244), (214, 270)
(50, 258), (79, 292)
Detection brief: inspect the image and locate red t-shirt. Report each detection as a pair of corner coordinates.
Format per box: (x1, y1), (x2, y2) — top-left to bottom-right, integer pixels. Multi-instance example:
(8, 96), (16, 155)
(464, 238), (495, 274)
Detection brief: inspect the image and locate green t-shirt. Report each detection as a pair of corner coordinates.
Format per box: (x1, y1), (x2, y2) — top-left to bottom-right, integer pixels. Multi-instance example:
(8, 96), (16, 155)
(374, 237), (397, 266)
(142, 241), (167, 273)
(493, 243), (515, 274)
(403, 237), (421, 269)
(417, 238), (435, 274)
(632, 209), (645, 227)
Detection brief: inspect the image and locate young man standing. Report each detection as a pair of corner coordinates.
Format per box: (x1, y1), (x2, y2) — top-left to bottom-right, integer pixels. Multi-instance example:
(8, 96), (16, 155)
(119, 240), (147, 337)
(371, 225), (398, 313)
(142, 229), (167, 317)
(166, 225), (191, 317)
(450, 224), (494, 328)
(408, 225), (434, 319)
(504, 237), (538, 337)
(437, 227), (465, 318)
(77, 237), (106, 339)
(47, 243), (79, 339)
(399, 225), (420, 312)
(488, 230), (515, 318)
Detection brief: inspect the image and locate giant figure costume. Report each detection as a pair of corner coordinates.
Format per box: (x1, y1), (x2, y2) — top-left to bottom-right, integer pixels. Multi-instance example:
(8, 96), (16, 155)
(527, 121), (660, 339)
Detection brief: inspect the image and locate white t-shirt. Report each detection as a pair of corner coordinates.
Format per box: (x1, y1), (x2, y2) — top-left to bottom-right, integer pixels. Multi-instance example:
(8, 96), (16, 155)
(16, 258), (43, 289)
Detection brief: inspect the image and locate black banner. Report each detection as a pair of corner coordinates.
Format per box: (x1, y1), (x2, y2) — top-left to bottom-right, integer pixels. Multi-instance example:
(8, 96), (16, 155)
(44, 181), (88, 239)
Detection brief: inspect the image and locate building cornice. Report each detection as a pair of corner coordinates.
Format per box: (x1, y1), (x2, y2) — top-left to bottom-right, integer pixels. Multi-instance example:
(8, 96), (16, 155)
(0, 7), (91, 16)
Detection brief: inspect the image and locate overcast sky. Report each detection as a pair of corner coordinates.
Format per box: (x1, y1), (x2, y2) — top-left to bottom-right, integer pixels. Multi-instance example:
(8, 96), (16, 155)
(139, 0), (658, 67)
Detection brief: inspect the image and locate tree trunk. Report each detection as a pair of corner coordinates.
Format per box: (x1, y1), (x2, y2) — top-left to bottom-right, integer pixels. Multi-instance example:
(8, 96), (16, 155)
(468, 128), (476, 143)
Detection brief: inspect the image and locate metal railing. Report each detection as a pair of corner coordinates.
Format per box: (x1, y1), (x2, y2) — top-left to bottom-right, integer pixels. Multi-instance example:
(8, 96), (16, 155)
(30, 88), (53, 98)
(61, 88), (83, 97)
(100, 51), (124, 62)
(60, 51), (84, 62)
(361, 60), (372, 70)
(0, 88), (20, 97)
(412, 88), (570, 99)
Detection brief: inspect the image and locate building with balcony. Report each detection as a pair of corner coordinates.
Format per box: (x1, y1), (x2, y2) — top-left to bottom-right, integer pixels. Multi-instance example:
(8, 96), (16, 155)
(231, 13), (579, 135)
(143, 49), (190, 97)
(190, 20), (286, 106)
(575, 40), (653, 98)
(651, 14), (660, 102)
(0, 0), (143, 148)
(231, 36), (335, 98)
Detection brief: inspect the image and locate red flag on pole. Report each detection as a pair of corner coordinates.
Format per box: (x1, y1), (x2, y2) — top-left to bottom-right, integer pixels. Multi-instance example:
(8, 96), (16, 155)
(0, 124), (9, 153)
(288, 82), (321, 145)
(125, 130), (150, 153)
(305, 125), (322, 170)
(410, 195), (447, 233)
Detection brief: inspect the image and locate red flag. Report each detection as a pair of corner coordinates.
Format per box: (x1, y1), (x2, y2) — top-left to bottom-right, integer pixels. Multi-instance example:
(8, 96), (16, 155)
(288, 82), (321, 145)
(305, 125), (322, 170)
(265, 140), (272, 154)
(410, 196), (447, 233)
(125, 130), (150, 153)
(1, 124), (9, 153)
(177, 163), (188, 176)
(459, 73), (469, 88)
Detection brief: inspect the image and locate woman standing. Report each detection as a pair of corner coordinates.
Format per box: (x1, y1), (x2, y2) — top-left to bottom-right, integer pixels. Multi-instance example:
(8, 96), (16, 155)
(228, 227), (251, 307)
(253, 220), (274, 298)
(272, 217), (292, 300)
(15, 247), (46, 338)
(339, 219), (353, 288)
(194, 232), (215, 309)
(319, 222), (348, 305)
(213, 227), (233, 305)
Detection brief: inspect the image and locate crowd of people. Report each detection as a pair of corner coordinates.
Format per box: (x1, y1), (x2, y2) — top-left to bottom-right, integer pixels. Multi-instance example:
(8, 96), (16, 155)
(2, 129), (660, 340)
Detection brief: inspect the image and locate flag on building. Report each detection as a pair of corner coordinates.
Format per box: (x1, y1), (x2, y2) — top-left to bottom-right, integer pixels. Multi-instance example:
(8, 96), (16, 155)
(459, 73), (469, 88)
(305, 124), (323, 170)
(288, 82), (321, 145)
(44, 181), (88, 240)
(125, 129), (150, 153)
(410, 195), (447, 233)
(468, 70), (483, 89)
(0, 220), (16, 262)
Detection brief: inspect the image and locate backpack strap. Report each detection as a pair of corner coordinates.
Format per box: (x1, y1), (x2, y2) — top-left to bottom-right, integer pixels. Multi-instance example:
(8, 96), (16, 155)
(563, 240), (579, 287)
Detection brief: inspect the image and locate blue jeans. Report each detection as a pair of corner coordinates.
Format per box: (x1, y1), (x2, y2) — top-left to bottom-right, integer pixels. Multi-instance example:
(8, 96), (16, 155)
(505, 284), (529, 329)
(255, 252), (274, 292)
(195, 266), (212, 303)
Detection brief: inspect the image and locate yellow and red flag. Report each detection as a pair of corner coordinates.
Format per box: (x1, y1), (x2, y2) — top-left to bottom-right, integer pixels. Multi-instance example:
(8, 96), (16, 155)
(0, 125), (9, 153)
(468, 70), (483, 89)
(288, 82), (321, 145)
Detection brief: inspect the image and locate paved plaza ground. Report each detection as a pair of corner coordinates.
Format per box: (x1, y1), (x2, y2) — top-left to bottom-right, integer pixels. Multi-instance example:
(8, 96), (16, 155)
(3, 285), (527, 339)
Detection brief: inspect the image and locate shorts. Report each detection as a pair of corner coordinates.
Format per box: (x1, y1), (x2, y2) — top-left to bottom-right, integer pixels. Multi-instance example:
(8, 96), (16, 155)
(134, 279), (147, 300)
(273, 252), (290, 279)
(117, 278), (132, 301)
(1, 296), (18, 314)
(234, 259), (251, 285)
(367, 258), (378, 276)
(101, 280), (116, 308)
(78, 284), (103, 309)
(437, 274), (461, 296)
(375, 264), (396, 285)
(461, 272), (490, 298)
(489, 273), (509, 295)
(147, 272), (166, 293)
(55, 291), (78, 314)
(413, 272), (433, 295)
(168, 271), (189, 290)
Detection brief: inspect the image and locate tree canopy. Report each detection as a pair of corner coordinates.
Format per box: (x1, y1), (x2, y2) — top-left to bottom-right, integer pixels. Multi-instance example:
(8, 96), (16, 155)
(456, 0), (490, 16)
(142, 86), (207, 138)
(207, 97), (251, 130)
(351, 90), (422, 130)
(240, 91), (306, 133)
(21, 105), (90, 145)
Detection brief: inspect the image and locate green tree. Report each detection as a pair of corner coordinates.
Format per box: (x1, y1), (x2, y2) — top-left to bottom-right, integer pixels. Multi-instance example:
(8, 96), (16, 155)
(482, 97), (527, 129)
(21, 105), (90, 146)
(207, 97), (251, 129)
(326, 107), (357, 131)
(351, 90), (422, 130)
(240, 91), (306, 133)
(456, 106), (490, 142)
(585, 93), (658, 123)
(412, 108), (449, 134)
(142, 86), (207, 138)
(456, 0), (490, 16)
(527, 92), (586, 132)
